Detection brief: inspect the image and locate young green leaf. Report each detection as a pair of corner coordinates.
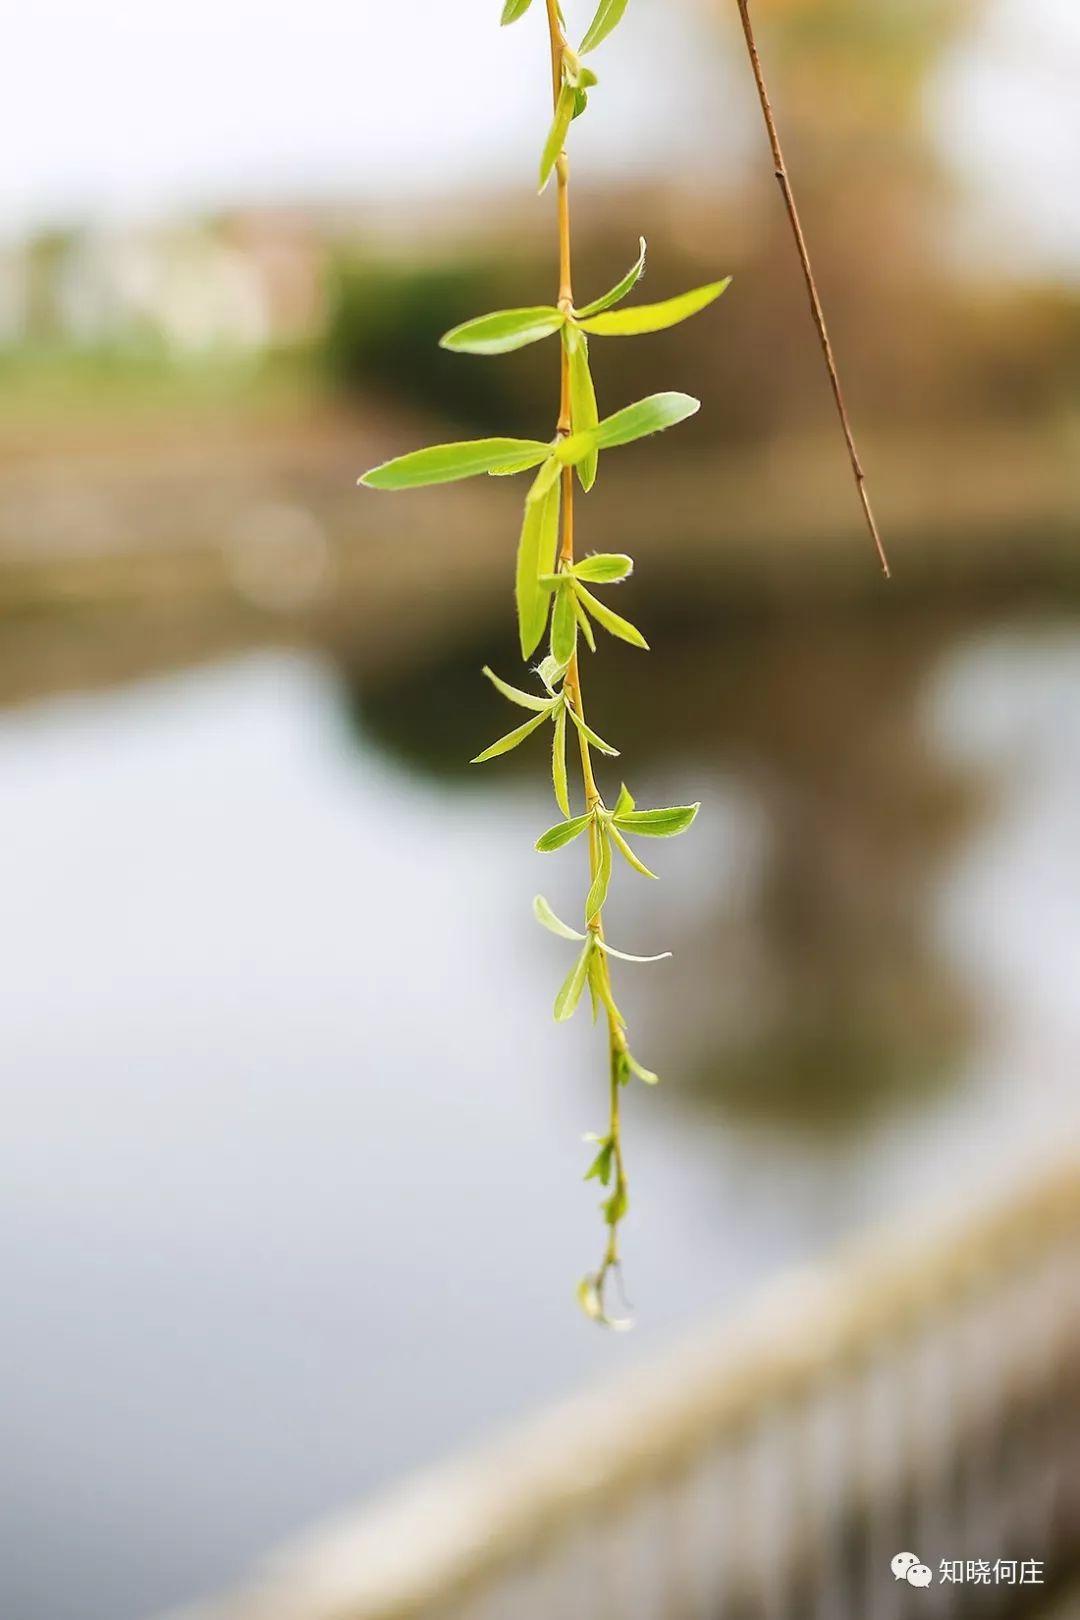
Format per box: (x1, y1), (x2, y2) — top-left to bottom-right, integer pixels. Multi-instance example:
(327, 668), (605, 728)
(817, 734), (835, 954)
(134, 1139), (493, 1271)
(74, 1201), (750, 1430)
(516, 480), (561, 658)
(577, 278), (730, 338)
(551, 702), (570, 816)
(574, 582), (649, 649)
(613, 804), (700, 837)
(500, 0), (533, 22)
(536, 653), (566, 695)
(612, 782), (635, 816)
(555, 939), (594, 1021)
(573, 594), (597, 652)
(536, 811), (593, 852)
(596, 938), (672, 964)
(565, 329), (599, 491)
(589, 952), (626, 1027)
(591, 392), (700, 450)
(626, 1052), (660, 1085)
(610, 823), (658, 879)
(566, 703), (619, 756)
(602, 1181), (629, 1226)
(550, 579), (577, 666)
(574, 237), (647, 319)
(539, 81), (577, 193)
(585, 1138), (614, 1185)
(471, 706), (551, 764)
(580, 0), (630, 55)
(360, 437), (550, 490)
(584, 824), (612, 920)
(481, 665), (552, 713)
(441, 306), (565, 355)
(573, 553), (633, 584)
(527, 455), (562, 504)
(533, 894), (586, 941)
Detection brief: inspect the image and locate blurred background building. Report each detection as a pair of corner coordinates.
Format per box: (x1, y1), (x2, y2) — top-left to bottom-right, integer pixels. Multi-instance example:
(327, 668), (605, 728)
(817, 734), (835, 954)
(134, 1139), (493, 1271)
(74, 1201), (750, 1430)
(1, 2), (1078, 1619)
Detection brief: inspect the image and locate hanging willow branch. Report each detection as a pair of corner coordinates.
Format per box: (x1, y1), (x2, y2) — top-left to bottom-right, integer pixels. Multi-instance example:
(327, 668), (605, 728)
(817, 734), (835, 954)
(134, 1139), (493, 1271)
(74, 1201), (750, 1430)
(360, 0), (730, 1324)
(734, 0), (890, 577)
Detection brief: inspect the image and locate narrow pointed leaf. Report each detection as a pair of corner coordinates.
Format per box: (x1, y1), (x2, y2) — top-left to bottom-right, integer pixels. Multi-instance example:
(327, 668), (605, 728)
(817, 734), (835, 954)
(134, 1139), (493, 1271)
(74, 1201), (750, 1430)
(516, 480), (560, 659)
(596, 938), (672, 964)
(575, 582), (648, 649)
(550, 580), (577, 666)
(566, 703), (619, 756)
(589, 951), (626, 1027)
(578, 278), (730, 337)
(536, 811), (593, 853)
(482, 665), (552, 713)
(361, 437), (549, 490)
(612, 782), (635, 816)
(585, 1139), (614, 1184)
(566, 329), (599, 491)
(527, 455), (562, 504)
(533, 894), (585, 941)
(584, 826), (613, 921)
(574, 237), (647, 319)
(471, 706), (550, 764)
(610, 824), (658, 879)
(573, 553), (633, 584)
(441, 306), (564, 355)
(573, 595), (597, 652)
(614, 804), (700, 837)
(592, 392), (700, 450)
(554, 940), (593, 1021)
(627, 1052), (660, 1085)
(551, 702), (569, 816)
(539, 82), (577, 192)
(579, 0), (630, 54)
(500, 0), (533, 21)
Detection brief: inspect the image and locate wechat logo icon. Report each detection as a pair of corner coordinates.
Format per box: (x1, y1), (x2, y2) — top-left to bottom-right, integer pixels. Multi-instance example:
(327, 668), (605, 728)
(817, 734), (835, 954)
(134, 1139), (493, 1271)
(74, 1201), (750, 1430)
(892, 1552), (934, 1587)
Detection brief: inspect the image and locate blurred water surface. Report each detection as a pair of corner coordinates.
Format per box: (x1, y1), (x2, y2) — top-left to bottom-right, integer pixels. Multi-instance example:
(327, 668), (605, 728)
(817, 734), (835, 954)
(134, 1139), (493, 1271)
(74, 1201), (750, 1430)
(1, 616), (1079, 1620)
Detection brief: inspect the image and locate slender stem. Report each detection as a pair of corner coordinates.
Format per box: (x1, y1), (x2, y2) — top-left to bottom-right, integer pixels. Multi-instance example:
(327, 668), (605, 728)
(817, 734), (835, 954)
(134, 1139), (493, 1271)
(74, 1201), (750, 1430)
(734, 0), (891, 579)
(544, 0), (627, 1292)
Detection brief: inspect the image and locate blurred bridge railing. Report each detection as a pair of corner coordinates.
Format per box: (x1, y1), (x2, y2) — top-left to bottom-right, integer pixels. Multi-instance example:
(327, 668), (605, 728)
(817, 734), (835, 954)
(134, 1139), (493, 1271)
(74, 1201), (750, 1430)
(184, 1161), (1080, 1620)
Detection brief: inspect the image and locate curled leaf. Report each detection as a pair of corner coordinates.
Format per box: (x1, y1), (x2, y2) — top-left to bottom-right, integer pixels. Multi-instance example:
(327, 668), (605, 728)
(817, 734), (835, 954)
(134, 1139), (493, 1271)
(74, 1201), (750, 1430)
(595, 938), (672, 964)
(626, 1052), (660, 1086)
(533, 894), (587, 941)
(482, 665), (552, 713)
(551, 702), (569, 816)
(574, 238), (647, 319)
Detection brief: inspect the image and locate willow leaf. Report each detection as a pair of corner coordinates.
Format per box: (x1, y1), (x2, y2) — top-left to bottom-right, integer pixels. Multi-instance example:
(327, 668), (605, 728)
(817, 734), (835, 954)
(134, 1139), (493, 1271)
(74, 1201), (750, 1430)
(360, 437), (549, 490)
(573, 553), (633, 584)
(580, 0), (630, 54)
(471, 707), (551, 764)
(574, 237), (647, 319)
(596, 938), (672, 964)
(613, 804), (700, 837)
(555, 940), (594, 1021)
(550, 580), (577, 667)
(578, 279), (730, 338)
(551, 702), (570, 816)
(441, 306), (565, 355)
(533, 894), (585, 941)
(481, 665), (552, 713)
(610, 823), (657, 879)
(536, 811), (593, 853)
(573, 594), (597, 652)
(500, 0), (533, 21)
(574, 582), (649, 649)
(516, 480), (560, 658)
(555, 393), (700, 467)
(566, 330), (599, 491)
(565, 703), (619, 756)
(589, 952), (626, 1027)
(612, 782), (635, 816)
(584, 825), (612, 921)
(627, 1052), (660, 1085)
(539, 82), (577, 193)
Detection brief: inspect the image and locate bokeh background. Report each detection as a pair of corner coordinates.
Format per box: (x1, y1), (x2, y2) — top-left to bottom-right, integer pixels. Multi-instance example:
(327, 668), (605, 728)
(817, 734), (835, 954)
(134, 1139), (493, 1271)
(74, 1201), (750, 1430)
(2, 2), (1079, 1618)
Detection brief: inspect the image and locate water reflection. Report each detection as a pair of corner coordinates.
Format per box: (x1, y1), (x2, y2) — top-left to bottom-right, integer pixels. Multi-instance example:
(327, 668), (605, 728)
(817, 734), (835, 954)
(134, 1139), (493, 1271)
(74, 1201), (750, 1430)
(2, 607), (1078, 1620)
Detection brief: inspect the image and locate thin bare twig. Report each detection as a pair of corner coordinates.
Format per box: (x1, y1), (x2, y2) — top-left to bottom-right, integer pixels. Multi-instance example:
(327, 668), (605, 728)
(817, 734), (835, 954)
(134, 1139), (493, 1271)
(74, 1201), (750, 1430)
(734, 0), (891, 578)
